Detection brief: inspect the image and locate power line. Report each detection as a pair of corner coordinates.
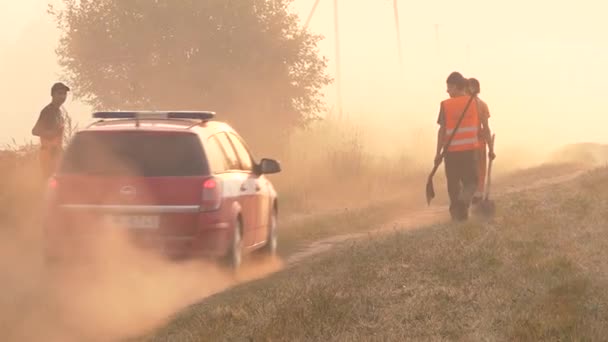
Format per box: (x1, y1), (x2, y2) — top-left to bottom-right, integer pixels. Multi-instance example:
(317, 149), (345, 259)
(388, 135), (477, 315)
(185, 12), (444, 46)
(304, 0), (343, 119)
(435, 24), (440, 56)
(393, 0), (404, 73)
(304, 0), (321, 29)
(305, 0), (405, 119)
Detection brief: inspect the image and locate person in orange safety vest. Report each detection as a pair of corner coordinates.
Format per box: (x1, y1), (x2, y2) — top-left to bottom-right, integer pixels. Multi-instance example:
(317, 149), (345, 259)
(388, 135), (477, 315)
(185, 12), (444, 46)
(435, 72), (494, 221)
(32, 82), (70, 179)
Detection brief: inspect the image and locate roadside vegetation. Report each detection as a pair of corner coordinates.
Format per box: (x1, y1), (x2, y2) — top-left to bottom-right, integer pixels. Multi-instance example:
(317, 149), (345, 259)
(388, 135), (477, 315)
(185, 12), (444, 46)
(0, 115), (423, 226)
(1, 118), (586, 254)
(0, 118), (595, 246)
(140, 167), (608, 341)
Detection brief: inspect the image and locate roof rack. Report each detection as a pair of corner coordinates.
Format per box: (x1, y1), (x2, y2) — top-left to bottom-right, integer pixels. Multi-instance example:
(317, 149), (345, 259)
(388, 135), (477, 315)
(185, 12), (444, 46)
(91, 111), (216, 127)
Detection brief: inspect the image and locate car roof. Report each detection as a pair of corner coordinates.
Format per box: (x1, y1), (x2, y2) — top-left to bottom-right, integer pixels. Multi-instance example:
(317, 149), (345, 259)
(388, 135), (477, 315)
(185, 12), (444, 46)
(83, 119), (234, 137)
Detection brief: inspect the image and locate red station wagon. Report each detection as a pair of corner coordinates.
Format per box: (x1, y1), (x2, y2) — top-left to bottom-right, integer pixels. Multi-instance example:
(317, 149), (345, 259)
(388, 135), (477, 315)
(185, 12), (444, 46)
(43, 111), (281, 270)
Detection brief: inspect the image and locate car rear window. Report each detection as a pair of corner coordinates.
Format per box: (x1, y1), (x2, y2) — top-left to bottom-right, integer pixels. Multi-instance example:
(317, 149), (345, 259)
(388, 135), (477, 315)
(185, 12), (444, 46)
(60, 131), (208, 177)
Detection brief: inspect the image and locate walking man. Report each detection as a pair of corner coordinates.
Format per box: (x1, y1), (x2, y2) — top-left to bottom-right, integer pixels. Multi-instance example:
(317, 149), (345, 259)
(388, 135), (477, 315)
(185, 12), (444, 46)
(435, 72), (481, 221)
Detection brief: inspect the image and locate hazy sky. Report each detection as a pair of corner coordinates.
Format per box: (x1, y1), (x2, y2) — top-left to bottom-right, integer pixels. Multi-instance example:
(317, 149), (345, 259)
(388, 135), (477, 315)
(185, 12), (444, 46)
(1, 0), (607, 158)
(291, 0), (608, 153)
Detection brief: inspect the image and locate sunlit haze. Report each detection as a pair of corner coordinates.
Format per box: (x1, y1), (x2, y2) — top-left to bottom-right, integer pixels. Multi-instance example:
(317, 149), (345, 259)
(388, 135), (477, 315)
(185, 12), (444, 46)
(2, 0), (607, 161)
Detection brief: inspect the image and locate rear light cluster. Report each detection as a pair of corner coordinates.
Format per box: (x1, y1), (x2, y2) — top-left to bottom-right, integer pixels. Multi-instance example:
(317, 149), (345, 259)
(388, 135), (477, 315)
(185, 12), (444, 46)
(44, 177), (59, 206)
(48, 177), (58, 189)
(201, 177), (222, 211)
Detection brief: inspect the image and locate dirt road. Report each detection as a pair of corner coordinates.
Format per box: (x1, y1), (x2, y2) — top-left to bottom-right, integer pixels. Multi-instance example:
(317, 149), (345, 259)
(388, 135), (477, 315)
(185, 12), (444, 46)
(286, 168), (588, 267)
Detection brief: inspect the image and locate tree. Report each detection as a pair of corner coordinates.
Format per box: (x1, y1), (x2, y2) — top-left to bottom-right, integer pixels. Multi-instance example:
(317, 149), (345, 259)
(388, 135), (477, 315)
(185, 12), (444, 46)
(51, 0), (331, 153)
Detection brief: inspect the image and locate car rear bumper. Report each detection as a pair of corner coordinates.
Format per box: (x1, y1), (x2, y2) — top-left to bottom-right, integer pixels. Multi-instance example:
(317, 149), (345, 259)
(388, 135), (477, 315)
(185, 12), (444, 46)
(44, 206), (234, 262)
(45, 223), (232, 263)
(127, 223), (233, 258)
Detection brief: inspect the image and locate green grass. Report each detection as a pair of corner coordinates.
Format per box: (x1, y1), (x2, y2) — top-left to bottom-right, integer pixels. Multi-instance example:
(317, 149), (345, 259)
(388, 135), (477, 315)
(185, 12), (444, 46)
(139, 167), (608, 341)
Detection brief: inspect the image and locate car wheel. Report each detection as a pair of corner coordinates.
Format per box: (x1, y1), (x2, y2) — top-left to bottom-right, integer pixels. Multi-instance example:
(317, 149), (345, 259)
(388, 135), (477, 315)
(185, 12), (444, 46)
(262, 210), (278, 256)
(225, 218), (243, 270)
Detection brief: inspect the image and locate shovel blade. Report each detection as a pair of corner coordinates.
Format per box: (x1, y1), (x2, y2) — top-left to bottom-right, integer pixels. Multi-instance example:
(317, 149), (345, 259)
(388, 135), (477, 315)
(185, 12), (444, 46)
(478, 199), (496, 218)
(426, 178), (435, 205)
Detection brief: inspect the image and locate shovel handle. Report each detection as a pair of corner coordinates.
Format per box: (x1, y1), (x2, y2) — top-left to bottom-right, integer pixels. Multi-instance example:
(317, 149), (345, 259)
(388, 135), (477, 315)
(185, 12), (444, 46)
(429, 159), (442, 178)
(484, 134), (495, 200)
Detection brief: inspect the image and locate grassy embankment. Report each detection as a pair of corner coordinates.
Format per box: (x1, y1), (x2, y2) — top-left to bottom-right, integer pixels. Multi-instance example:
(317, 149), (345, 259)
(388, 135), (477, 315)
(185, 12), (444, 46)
(143, 166), (608, 341)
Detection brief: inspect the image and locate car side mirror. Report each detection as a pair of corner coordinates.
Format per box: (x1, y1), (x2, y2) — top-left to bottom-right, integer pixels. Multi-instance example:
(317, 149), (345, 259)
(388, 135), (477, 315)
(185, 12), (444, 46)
(259, 158), (281, 175)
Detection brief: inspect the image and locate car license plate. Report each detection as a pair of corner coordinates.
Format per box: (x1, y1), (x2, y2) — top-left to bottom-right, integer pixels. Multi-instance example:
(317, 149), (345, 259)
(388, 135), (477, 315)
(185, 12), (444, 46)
(105, 215), (160, 229)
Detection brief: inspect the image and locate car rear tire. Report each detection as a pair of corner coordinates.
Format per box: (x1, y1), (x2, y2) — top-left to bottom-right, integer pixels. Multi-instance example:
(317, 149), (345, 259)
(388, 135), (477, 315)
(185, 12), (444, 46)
(261, 210), (278, 256)
(225, 217), (243, 270)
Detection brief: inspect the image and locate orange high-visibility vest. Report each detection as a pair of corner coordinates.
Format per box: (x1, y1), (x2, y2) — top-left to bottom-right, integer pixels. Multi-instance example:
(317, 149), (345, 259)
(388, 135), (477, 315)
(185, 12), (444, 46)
(442, 96), (480, 152)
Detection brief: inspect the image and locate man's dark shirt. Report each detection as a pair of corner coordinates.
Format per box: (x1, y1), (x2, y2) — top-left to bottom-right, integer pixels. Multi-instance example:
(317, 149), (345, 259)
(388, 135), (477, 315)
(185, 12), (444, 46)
(437, 103), (445, 127)
(32, 104), (64, 138)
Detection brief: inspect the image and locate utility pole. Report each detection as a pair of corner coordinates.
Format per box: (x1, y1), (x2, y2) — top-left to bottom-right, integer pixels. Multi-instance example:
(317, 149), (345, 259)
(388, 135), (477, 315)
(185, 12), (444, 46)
(334, 0), (343, 119)
(304, 0), (343, 119)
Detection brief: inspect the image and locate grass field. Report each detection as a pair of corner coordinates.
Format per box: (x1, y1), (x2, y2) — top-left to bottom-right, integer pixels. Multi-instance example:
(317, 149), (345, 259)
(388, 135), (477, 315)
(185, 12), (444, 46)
(140, 167), (608, 341)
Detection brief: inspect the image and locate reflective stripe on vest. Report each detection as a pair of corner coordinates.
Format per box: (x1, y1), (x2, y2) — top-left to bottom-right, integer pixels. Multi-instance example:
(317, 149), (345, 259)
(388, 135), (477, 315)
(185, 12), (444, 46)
(449, 137), (479, 146)
(445, 126), (479, 135)
(442, 96), (480, 152)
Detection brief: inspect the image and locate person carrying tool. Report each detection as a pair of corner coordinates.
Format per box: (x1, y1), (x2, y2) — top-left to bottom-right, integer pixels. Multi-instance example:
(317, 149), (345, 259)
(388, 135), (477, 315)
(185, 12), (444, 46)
(466, 78), (496, 205)
(32, 82), (70, 179)
(434, 72), (482, 221)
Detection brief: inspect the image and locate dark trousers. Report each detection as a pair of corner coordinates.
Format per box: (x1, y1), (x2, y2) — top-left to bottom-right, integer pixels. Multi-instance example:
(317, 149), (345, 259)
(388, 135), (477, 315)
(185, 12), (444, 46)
(444, 150), (479, 221)
(40, 144), (62, 179)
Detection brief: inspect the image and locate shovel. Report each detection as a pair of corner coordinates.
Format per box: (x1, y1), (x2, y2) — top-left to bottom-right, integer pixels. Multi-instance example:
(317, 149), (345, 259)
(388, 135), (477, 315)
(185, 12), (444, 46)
(425, 162), (440, 205)
(478, 134), (496, 217)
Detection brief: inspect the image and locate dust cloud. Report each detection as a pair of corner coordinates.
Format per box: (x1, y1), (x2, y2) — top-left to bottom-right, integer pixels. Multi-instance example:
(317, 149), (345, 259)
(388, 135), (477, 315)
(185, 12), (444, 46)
(3, 1), (608, 340)
(0, 223), (283, 342)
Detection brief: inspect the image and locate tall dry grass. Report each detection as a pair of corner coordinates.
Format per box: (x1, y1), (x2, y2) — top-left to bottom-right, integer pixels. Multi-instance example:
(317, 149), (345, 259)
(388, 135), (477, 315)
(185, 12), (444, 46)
(273, 117), (428, 215)
(0, 141), (42, 228)
(0, 116), (430, 226)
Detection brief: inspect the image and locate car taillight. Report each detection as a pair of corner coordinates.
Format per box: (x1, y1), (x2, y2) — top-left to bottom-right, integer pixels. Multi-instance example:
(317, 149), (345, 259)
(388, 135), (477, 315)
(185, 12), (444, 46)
(201, 177), (222, 211)
(48, 177), (58, 190)
(44, 177), (59, 203)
